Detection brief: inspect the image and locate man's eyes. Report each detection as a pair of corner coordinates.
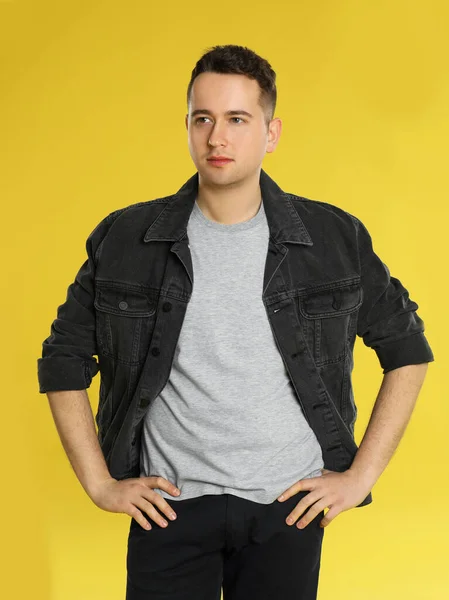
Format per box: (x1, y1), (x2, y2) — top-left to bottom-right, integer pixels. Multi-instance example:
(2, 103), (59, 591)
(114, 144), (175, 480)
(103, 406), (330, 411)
(194, 117), (245, 124)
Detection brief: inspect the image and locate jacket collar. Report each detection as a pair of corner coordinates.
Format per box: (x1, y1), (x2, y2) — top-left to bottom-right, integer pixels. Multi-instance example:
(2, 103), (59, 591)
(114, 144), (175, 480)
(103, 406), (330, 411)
(144, 168), (313, 246)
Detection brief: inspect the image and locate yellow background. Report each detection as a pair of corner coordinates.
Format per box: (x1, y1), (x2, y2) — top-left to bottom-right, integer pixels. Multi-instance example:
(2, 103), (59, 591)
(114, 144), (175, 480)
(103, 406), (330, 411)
(1, 0), (448, 598)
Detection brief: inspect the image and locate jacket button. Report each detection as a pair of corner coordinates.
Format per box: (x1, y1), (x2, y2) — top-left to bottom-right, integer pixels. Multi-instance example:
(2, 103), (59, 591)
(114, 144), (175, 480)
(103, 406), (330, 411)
(140, 394), (151, 407)
(151, 347), (160, 357)
(162, 302), (172, 312)
(131, 437), (136, 446)
(332, 293), (341, 310)
(119, 301), (128, 310)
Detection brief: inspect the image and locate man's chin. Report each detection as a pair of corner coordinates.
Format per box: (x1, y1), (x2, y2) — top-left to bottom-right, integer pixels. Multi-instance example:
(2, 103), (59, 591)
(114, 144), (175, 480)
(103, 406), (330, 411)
(198, 168), (239, 186)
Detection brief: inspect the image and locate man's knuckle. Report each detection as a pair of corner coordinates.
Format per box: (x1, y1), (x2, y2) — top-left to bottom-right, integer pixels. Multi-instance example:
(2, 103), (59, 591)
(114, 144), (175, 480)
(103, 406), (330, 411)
(149, 506), (163, 523)
(130, 507), (141, 520)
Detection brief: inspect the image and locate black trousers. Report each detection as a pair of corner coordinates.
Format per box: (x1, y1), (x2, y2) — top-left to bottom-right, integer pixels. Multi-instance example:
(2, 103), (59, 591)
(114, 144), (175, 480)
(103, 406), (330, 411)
(126, 490), (325, 599)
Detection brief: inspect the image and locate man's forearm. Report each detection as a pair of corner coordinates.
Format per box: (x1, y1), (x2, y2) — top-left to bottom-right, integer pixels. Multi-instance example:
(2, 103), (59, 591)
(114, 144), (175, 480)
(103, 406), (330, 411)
(47, 389), (114, 499)
(348, 363), (429, 488)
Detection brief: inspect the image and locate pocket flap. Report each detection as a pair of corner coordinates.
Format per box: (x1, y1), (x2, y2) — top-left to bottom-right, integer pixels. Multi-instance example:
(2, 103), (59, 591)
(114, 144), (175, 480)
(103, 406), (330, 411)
(94, 285), (156, 317)
(299, 283), (362, 319)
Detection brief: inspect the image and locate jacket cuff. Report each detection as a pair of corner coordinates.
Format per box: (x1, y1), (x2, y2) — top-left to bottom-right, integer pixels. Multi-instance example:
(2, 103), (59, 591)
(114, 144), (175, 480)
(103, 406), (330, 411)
(375, 331), (435, 374)
(37, 357), (99, 393)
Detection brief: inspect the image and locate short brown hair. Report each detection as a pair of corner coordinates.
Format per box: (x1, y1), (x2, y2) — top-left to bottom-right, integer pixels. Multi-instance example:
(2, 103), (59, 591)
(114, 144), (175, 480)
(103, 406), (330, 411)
(187, 44), (277, 130)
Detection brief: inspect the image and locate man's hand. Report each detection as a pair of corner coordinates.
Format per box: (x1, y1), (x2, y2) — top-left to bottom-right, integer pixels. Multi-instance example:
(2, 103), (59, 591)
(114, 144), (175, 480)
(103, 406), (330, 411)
(89, 476), (181, 531)
(277, 468), (372, 529)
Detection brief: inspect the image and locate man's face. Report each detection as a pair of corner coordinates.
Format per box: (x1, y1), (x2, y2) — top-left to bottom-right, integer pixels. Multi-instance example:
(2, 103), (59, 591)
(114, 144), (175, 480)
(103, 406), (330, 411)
(185, 72), (281, 186)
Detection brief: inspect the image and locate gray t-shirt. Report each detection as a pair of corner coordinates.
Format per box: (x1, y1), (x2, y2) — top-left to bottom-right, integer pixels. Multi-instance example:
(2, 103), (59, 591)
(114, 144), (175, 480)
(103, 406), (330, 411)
(140, 195), (324, 504)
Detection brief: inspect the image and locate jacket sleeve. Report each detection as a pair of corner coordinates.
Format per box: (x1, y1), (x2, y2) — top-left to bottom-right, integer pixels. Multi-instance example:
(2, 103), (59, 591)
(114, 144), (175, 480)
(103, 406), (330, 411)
(353, 216), (435, 374)
(37, 213), (114, 393)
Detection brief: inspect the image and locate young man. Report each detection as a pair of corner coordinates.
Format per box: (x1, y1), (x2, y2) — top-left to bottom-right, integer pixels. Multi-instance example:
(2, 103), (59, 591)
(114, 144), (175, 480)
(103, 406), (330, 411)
(38, 45), (434, 599)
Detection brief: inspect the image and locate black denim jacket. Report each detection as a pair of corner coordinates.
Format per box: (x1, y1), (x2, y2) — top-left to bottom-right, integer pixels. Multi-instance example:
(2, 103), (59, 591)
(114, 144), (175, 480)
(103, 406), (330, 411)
(37, 169), (435, 507)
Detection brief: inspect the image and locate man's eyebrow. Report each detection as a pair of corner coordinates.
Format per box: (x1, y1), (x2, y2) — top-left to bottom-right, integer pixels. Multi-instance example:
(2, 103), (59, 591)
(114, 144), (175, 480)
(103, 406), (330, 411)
(190, 109), (254, 118)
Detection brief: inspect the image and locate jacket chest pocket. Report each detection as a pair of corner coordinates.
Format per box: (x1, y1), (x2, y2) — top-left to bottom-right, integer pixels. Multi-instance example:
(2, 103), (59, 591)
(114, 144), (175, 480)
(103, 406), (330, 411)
(94, 283), (157, 365)
(298, 281), (363, 366)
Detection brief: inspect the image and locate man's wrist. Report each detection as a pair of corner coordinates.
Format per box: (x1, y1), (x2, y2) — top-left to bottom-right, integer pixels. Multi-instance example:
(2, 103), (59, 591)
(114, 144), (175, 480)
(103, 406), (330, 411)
(347, 464), (378, 490)
(86, 475), (117, 501)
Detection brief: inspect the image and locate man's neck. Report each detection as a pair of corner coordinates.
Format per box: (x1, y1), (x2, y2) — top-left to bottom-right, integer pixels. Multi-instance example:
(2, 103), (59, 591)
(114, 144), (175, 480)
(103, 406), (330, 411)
(195, 171), (263, 225)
